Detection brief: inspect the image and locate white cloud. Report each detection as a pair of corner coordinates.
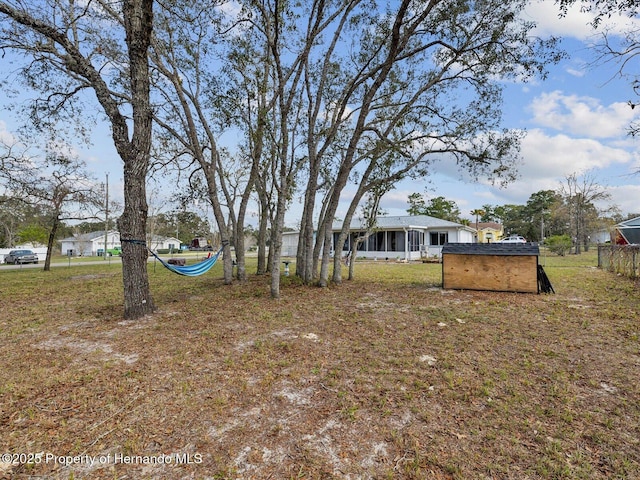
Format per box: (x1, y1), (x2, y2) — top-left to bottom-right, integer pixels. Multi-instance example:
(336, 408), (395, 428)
(380, 189), (415, 211)
(564, 58), (588, 77)
(460, 128), (637, 213)
(565, 67), (586, 77)
(529, 91), (639, 138)
(524, 0), (640, 40)
(523, 0), (596, 40)
(218, 1), (243, 20)
(377, 86), (640, 215)
(521, 128), (631, 175)
(0, 121), (17, 144)
(608, 184), (640, 216)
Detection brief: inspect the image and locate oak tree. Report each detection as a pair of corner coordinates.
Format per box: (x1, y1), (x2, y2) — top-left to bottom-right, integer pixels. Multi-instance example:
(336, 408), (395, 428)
(0, 0), (157, 318)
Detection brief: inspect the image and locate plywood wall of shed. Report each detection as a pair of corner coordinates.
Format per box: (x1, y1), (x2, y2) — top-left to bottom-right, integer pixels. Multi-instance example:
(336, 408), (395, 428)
(442, 254), (538, 293)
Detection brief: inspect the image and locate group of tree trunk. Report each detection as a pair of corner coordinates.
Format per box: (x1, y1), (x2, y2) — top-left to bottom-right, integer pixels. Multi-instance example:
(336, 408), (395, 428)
(2, 0), (624, 319)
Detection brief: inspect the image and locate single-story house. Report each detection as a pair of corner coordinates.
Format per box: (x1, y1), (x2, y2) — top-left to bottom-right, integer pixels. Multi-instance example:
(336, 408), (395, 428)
(148, 234), (182, 252)
(282, 215), (476, 261)
(60, 230), (181, 256)
(475, 222), (504, 243)
(333, 215), (476, 260)
(590, 228), (611, 244)
(613, 216), (640, 245)
(60, 230), (121, 256)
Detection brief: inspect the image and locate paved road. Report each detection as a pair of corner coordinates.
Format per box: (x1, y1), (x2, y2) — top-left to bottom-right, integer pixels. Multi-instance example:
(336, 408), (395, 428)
(0, 258), (125, 270)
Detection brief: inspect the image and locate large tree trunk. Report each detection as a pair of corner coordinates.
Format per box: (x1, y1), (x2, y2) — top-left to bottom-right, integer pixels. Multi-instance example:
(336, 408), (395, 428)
(318, 228), (333, 287)
(108, 0), (155, 318)
(118, 165), (155, 318)
(117, 0), (156, 319)
(270, 193), (287, 298)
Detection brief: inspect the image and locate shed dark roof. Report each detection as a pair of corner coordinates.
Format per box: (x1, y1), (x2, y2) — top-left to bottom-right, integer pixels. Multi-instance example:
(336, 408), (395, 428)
(442, 242), (539, 256)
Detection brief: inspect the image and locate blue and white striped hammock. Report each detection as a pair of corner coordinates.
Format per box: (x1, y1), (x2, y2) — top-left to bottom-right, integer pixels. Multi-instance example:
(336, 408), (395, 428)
(149, 247), (223, 277)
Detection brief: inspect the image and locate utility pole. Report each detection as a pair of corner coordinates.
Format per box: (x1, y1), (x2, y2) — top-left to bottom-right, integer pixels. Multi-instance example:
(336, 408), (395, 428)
(103, 173), (109, 258)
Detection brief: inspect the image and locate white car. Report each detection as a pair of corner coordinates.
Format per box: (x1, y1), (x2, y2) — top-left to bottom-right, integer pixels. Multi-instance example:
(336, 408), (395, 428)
(498, 235), (527, 243)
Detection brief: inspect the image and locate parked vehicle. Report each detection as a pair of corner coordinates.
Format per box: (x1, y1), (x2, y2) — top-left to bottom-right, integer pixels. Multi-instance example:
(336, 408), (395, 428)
(189, 237), (213, 251)
(498, 235), (527, 243)
(97, 246), (122, 256)
(4, 249), (39, 264)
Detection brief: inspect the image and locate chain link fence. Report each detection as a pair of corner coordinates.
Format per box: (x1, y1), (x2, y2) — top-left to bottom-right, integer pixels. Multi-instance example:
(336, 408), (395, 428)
(598, 244), (640, 279)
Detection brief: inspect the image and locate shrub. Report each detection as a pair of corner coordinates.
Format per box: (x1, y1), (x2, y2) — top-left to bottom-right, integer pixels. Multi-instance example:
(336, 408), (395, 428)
(546, 234), (572, 256)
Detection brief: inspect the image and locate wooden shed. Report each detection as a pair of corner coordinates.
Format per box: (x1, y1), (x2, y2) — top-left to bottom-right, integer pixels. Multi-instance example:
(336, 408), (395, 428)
(441, 243), (541, 293)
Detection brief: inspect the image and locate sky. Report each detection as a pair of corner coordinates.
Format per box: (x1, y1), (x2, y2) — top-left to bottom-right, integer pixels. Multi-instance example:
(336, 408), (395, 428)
(1, 0), (639, 228)
(378, 0), (640, 222)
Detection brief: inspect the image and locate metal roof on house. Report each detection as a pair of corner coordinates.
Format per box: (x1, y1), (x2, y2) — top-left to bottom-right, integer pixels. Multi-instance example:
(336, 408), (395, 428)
(618, 216), (640, 227)
(59, 230), (119, 242)
(60, 231), (182, 244)
(333, 215), (471, 231)
(442, 242), (540, 256)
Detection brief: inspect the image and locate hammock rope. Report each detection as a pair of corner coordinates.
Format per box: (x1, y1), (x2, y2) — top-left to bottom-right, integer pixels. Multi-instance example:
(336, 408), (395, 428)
(121, 238), (225, 277)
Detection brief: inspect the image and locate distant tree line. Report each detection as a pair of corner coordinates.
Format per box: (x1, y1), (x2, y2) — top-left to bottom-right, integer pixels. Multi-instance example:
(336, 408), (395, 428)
(408, 171), (635, 253)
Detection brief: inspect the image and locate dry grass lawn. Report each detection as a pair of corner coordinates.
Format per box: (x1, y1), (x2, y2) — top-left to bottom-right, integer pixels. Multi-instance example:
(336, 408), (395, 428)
(1, 251), (639, 479)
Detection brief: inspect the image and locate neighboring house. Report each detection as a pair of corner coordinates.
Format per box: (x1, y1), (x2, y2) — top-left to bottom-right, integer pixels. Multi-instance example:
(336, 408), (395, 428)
(613, 216), (640, 245)
(148, 235), (182, 252)
(59, 230), (182, 255)
(281, 215), (474, 261)
(332, 215), (475, 260)
(590, 229), (611, 244)
(475, 222), (504, 243)
(60, 230), (121, 256)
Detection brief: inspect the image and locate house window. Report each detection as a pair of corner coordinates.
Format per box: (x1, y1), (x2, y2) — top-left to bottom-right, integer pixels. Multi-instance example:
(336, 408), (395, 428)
(408, 230), (421, 251)
(366, 233), (376, 251)
(386, 231), (405, 252)
(430, 232), (448, 246)
(362, 231), (386, 251)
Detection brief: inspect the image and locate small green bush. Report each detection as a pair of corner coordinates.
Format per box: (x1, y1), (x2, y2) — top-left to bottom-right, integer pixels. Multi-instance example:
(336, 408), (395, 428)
(546, 234), (572, 256)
